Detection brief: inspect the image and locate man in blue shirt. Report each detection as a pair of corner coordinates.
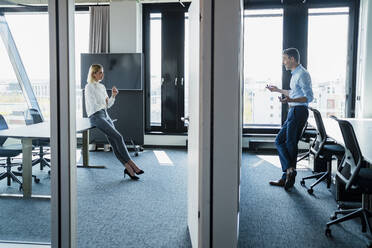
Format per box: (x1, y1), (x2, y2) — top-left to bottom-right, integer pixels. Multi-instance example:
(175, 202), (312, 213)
(266, 48), (313, 191)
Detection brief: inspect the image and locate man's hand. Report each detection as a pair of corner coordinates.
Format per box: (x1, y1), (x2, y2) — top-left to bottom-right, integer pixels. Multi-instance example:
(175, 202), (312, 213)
(278, 96), (292, 103)
(112, 86), (119, 97)
(266, 84), (279, 92)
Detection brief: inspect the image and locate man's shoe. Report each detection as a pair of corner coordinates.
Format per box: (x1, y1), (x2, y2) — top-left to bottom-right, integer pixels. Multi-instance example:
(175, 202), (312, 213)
(285, 168), (297, 190)
(269, 179), (285, 187)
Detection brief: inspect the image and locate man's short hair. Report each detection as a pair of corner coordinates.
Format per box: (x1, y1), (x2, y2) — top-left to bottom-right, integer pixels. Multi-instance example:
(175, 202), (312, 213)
(283, 48), (300, 63)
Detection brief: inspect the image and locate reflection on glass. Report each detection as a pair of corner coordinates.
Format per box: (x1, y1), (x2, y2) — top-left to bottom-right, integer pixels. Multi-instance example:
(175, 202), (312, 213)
(244, 9), (283, 126)
(308, 7), (349, 118)
(150, 13), (162, 125)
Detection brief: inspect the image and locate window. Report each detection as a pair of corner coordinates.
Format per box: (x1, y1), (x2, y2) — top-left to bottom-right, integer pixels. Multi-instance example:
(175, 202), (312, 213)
(75, 12), (90, 118)
(243, 9), (283, 126)
(4, 12), (89, 122)
(5, 13), (50, 122)
(0, 38), (28, 127)
(242, 1), (357, 132)
(150, 13), (162, 126)
(144, 4), (188, 133)
(308, 7), (349, 118)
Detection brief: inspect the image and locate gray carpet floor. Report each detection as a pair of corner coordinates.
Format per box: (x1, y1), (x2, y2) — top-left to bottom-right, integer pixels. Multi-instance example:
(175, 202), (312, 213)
(0, 148), (191, 248)
(238, 150), (371, 248)
(0, 149), (370, 248)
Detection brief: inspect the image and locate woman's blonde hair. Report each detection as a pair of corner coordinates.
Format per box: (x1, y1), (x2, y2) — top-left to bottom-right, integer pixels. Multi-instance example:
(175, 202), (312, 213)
(87, 64), (103, 83)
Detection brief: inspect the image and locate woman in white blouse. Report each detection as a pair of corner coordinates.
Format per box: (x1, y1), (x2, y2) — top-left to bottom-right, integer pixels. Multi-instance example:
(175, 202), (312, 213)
(85, 64), (143, 180)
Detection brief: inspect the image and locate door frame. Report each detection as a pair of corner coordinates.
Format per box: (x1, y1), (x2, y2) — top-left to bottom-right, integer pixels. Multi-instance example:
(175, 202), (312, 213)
(187, 0), (242, 247)
(49, 0), (77, 247)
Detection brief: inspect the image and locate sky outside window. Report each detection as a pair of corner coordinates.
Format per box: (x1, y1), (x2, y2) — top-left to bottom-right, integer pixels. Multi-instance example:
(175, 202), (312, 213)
(308, 7), (349, 117)
(244, 9), (283, 126)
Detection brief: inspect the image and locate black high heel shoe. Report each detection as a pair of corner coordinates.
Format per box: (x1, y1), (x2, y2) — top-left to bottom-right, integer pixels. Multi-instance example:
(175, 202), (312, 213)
(124, 169), (139, 180)
(135, 169), (144, 175)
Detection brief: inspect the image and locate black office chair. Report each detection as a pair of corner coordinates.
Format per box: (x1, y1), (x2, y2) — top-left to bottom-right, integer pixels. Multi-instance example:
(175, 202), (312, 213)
(300, 107), (344, 194)
(24, 108), (51, 171)
(297, 122), (317, 162)
(325, 117), (372, 237)
(0, 115), (39, 190)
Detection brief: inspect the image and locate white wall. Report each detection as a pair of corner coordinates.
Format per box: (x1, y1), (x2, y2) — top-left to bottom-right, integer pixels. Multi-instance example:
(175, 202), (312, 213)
(212, 0), (243, 247)
(110, 0), (142, 53)
(357, 0), (372, 118)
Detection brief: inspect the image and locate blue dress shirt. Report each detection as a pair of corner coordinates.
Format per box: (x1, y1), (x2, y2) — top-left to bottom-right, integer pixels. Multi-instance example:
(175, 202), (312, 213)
(288, 64), (314, 107)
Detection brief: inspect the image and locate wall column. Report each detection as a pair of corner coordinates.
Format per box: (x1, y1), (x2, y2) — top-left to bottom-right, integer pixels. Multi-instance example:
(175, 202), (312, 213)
(110, 0), (142, 53)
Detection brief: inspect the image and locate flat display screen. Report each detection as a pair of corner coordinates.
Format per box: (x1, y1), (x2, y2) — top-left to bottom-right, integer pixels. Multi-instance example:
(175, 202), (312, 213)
(81, 53), (142, 90)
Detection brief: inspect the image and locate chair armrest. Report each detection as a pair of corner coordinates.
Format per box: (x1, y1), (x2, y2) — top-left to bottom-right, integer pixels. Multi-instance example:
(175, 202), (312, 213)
(336, 171), (348, 185)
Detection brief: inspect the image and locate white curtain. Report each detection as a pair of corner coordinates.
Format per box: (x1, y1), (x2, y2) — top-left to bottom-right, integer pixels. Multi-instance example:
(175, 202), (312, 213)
(89, 6), (110, 53)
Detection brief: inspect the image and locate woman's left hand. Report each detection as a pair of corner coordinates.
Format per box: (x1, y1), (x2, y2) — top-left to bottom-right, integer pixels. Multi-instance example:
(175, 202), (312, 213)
(112, 86), (119, 97)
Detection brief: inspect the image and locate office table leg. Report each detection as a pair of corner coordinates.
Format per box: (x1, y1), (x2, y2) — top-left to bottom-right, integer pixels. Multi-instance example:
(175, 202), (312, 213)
(22, 138), (32, 198)
(0, 138), (33, 198)
(23, 138), (50, 199)
(0, 138), (49, 199)
(77, 130), (105, 169)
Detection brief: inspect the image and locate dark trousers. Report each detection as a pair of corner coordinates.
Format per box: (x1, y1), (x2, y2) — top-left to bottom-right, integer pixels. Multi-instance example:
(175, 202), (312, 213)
(275, 106), (308, 180)
(89, 109), (131, 165)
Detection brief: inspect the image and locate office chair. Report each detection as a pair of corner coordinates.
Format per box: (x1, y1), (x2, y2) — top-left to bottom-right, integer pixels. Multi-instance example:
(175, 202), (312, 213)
(0, 115), (39, 191)
(23, 108), (51, 171)
(325, 117), (372, 237)
(300, 107), (344, 194)
(297, 122), (317, 162)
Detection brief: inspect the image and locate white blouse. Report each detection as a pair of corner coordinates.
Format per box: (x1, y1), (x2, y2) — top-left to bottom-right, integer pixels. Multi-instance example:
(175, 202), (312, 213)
(84, 81), (115, 117)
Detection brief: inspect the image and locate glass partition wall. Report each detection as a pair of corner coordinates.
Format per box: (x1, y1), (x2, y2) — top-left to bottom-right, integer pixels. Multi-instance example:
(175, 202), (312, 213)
(0, 9), (52, 245)
(0, 6), (87, 245)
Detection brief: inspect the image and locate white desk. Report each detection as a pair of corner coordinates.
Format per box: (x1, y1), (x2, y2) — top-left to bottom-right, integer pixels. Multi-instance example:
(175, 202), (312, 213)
(308, 118), (372, 163)
(0, 118), (104, 199)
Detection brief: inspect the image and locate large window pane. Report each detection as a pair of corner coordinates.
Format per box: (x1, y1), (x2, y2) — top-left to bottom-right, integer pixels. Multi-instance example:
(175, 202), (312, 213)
(150, 13), (162, 126)
(244, 9), (283, 126)
(6, 13), (50, 121)
(75, 12), (90, 118)
(308, 7), (349, 118)
(0, 36), (28, 127)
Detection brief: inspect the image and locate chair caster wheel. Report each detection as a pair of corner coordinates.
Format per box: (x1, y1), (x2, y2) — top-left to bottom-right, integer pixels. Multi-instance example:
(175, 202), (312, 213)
(19, 185), (23, 191)
(307, 188), (313, 194)
(300, 180), (305, 186)
(17, 166), (22, 171)
(325, 228), (332, 237)
(135, 152), (138, 157)
(330, 215), (337, 220)
(34, 178), (40, 183)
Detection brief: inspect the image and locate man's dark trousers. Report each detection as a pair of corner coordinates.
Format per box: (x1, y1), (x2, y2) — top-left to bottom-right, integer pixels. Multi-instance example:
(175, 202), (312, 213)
(275, 105), (309, 180)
